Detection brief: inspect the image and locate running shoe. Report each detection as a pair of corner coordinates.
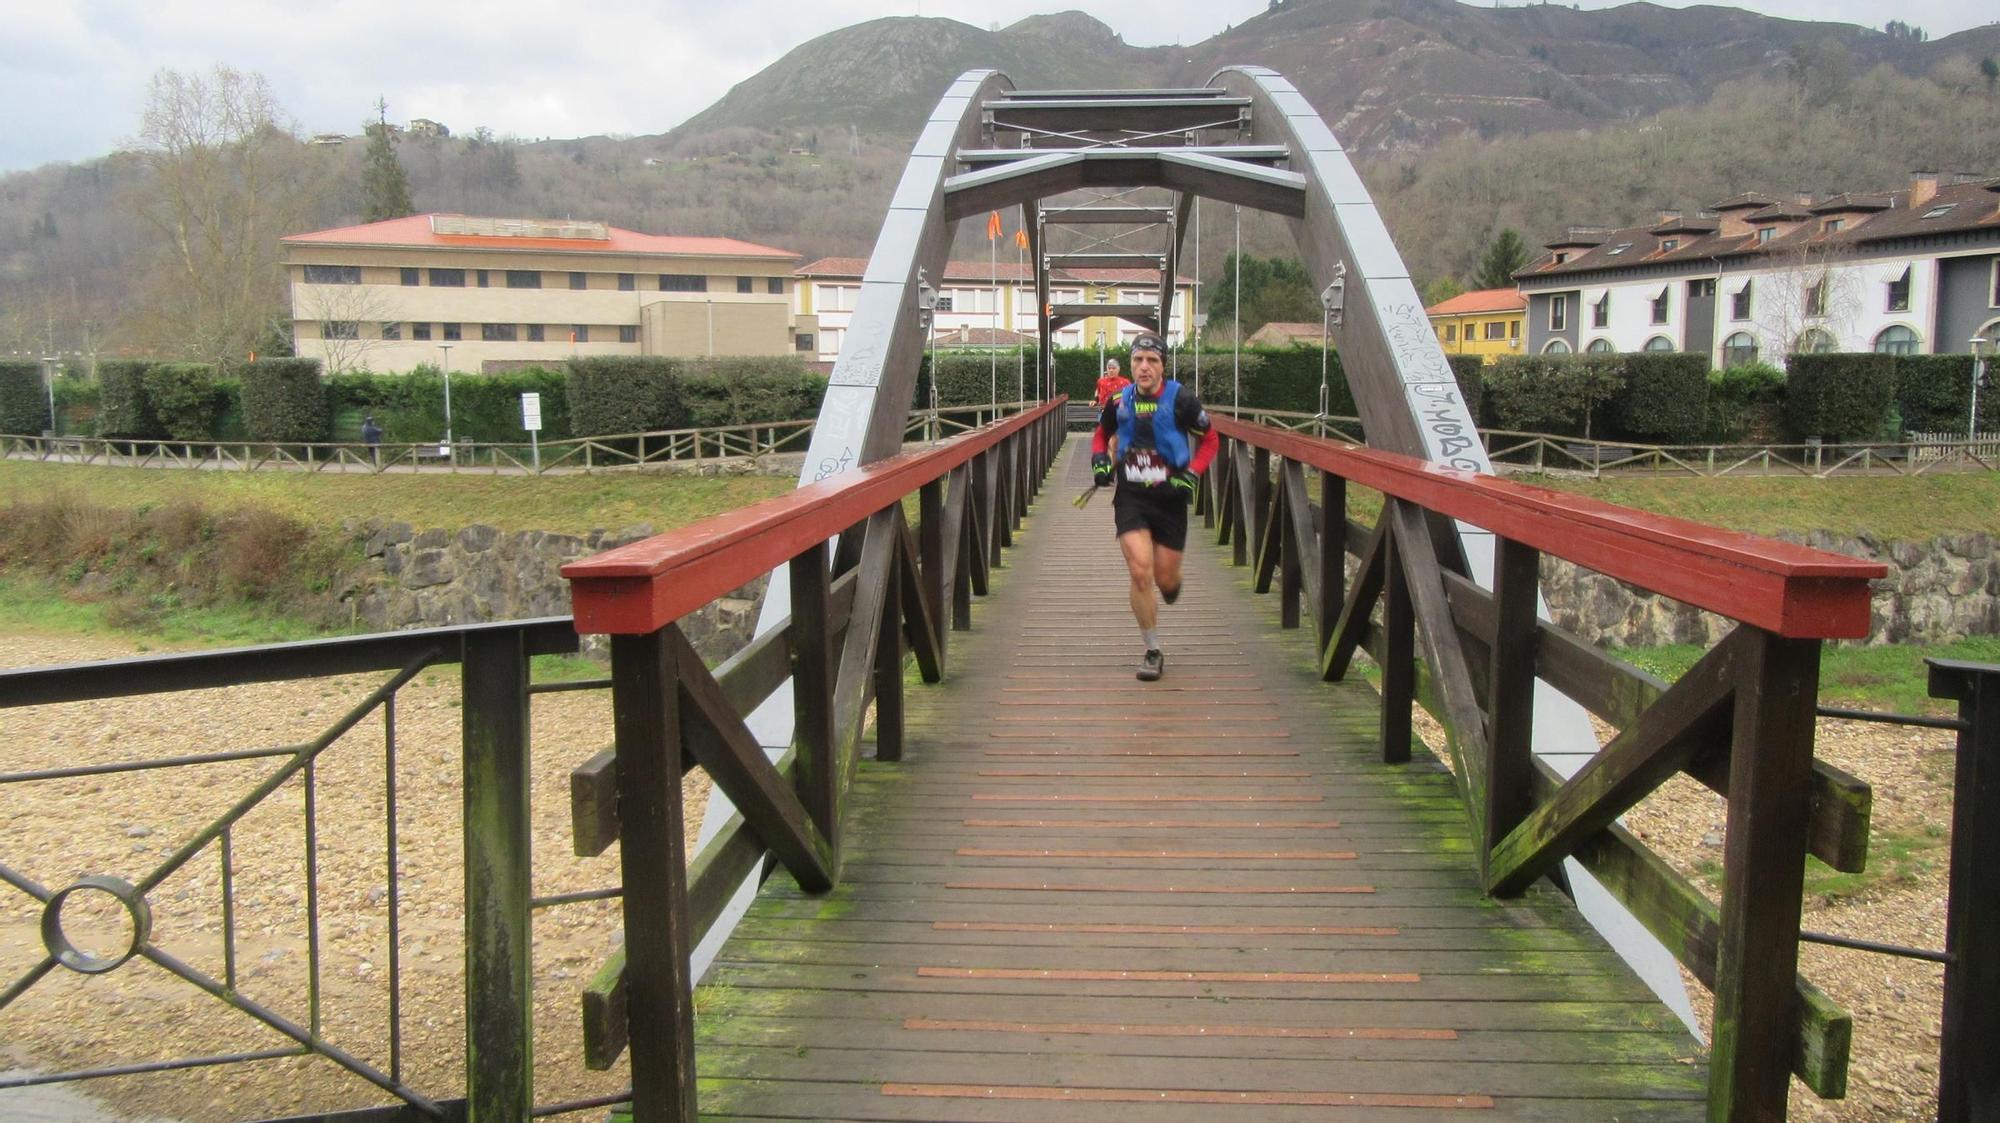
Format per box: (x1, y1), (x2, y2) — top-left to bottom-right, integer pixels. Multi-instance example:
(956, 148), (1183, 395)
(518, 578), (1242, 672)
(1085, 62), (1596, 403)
(1136, 648), (1164, 681)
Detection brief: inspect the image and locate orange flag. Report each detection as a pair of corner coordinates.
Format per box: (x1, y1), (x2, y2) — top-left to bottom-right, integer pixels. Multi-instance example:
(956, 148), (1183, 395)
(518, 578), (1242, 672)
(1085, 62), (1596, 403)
(1015, 227), (1029, 250)
(987, 211), (1002, 240)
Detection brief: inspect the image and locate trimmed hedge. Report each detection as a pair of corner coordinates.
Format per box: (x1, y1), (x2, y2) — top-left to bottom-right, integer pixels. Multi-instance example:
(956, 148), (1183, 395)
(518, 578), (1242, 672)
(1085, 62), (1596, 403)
(240, 358), (329, 442)
(0, 361), (48, 435)
(1783, 352), (1896, 442)
(1447, 355), (1486, 426)
(144, 363), (225, 441)
(565, 357), (681, 437)
(329, 367), (572, 444)
(1891, 354), (1998, 434)
(678, 357), (826, 428)
(1706, 360), (1786, 442)
(97, 359), (162, 439)
(1486, 355), (1625, 436)
(1612, 353), (1709, 442)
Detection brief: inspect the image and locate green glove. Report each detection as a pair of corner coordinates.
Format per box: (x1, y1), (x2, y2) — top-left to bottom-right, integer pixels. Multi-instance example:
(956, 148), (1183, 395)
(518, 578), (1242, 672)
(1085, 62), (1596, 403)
(1170, 468), (1199, 501)
(1091, 452), (1113, 487)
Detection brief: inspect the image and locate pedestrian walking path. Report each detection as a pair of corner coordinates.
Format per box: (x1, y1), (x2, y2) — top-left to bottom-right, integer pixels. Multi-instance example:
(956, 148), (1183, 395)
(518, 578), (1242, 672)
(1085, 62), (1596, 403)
(688, 438), (1706, 1120)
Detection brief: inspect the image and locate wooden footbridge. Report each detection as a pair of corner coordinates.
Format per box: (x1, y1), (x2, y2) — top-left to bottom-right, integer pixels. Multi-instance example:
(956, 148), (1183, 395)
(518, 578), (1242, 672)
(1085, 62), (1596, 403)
(6, 67), (1998, 1123)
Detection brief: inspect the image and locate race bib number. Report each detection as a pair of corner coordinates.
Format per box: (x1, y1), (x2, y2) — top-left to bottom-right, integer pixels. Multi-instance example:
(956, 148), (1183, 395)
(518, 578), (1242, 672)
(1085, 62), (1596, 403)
(1123, 448), (1169, 485)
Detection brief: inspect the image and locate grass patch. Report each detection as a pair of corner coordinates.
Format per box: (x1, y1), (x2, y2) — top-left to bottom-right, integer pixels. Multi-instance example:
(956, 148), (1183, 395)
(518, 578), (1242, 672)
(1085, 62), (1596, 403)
(0, 461), (794, 537)
(531, 653), (607, 683)
(1524, 473), (2000, 539)
(1803, 828), (1947, 905)
(0, 575), (332, 650)
(1612, 636), (2000, 715)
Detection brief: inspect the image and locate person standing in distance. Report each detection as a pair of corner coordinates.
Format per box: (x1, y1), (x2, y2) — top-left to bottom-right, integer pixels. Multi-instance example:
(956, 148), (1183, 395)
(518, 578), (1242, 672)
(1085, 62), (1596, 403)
(1090, 334), (1218, 681)
(1094, 357), (1131, 409)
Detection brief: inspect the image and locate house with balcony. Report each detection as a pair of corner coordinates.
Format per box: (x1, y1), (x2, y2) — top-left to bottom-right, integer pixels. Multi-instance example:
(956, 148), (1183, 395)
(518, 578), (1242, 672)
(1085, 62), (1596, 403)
(281, 214), (813, 372)
(793, 258), (1196, 364)
(1516, 173), (2000, 367)
(1425, 288), (1527, 363)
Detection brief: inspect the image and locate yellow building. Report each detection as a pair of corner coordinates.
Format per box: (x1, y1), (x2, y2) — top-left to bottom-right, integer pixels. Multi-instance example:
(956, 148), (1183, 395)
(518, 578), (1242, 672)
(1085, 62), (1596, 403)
(1426, 288), (1527, 364)
(281, 214), (815, 372)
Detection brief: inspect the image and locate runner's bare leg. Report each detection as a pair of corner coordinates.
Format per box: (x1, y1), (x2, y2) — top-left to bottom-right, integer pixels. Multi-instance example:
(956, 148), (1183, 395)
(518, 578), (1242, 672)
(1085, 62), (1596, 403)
(1119, 529), (1157, 632)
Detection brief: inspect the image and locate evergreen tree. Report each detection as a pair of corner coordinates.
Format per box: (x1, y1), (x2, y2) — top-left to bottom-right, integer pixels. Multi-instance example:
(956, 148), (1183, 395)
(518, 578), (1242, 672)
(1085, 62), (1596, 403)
(360, 98), (414, 223)
(1474, 229), (1529, 290)
(1205, 254), (1320, 338)
(1982, 57), (1999, 94)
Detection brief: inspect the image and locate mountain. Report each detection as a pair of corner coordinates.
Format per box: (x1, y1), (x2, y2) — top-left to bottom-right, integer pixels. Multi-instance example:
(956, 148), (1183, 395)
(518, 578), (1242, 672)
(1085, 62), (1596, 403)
(679, 13), (1164, 136)
(684, 0), (2000, 154)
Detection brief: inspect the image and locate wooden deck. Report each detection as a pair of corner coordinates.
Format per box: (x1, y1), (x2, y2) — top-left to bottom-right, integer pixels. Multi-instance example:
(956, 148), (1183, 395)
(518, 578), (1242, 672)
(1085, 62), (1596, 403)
(692, 437), (1706, 1120)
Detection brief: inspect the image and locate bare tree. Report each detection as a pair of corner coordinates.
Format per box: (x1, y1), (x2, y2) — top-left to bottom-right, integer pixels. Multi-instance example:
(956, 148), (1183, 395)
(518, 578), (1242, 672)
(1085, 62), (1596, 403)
(295, 283), (395, 374)
(1754, 236), (1863, 356)
(127, 66), (329, 366)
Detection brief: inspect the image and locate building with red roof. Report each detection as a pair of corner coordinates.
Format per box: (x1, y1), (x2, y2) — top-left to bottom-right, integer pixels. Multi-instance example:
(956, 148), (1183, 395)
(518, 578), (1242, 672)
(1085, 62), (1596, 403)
(1424, 288), (1527, 364)
(281, 214), (812, 372)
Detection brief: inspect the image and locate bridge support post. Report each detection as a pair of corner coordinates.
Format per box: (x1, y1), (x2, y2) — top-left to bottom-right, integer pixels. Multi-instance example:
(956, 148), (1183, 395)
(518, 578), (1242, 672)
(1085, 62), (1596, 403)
(791, 542), (840, 852)
(1380, 513), (1414, 765)
(609, 628), (700, 1122)
(1709, 631), (1820, 1122)
(461, 629), (534, 1122)
(1929, 659), (2000, 1123)
(1319, 470), (1345, 656)
(1483, 538), (1539, 884)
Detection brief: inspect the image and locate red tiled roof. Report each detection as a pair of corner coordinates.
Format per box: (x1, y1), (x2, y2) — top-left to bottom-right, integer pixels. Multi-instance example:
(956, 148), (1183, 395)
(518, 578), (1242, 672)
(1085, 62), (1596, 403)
(1426, 288), (1525, 316)
(796, 256), (1192, 285)
(282, 214), (798, 259)
(1244, 321), (1329, 346)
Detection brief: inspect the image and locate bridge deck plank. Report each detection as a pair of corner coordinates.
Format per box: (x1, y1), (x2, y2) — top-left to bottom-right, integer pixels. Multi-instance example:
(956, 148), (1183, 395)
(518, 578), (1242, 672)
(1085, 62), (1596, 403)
(695, 437), (1705, 1120)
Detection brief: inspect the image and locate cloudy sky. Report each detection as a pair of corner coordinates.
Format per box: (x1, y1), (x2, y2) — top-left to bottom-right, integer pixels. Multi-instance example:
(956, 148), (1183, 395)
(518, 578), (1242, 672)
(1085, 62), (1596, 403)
(2, 0), (1992, 172)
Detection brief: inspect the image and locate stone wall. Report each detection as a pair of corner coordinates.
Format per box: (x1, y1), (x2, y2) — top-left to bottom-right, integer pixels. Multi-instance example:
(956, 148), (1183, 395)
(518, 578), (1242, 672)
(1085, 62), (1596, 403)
(337, 519), (766, 662)
(1542, 531), (2000, 648)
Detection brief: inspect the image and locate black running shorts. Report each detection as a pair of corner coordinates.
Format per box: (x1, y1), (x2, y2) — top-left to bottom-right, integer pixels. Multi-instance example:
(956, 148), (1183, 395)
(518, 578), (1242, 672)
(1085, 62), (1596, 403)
(1112, 488), (1189, 552)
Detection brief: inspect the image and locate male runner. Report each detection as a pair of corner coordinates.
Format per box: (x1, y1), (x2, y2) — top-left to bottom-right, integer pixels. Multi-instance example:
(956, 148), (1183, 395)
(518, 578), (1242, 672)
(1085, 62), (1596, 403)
(1090, 333), (1219, 681)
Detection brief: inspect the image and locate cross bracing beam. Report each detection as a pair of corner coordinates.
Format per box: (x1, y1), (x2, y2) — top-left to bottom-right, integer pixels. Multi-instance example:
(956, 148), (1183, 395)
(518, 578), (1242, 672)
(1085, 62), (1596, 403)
(998, 87), (1234, 99)
(942, 149), (1304, 220)
(1041, 205), (1177, 224)
(956, 144), (1289, 165)
(985, 96), (1251, 136)
(1044, 252), (1163, 269)
(1048, 304), (1159, 333)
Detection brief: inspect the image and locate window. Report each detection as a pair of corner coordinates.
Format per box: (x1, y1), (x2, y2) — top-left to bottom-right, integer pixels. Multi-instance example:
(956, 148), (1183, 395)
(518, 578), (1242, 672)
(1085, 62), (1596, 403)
(1543, 339), (1572, 354)
(430, 268), (465, 287)
(1688, 279), (1715, 298)
(304, 264), (361, 284)
(660, 274), (706, 292)
(934, 295), (954, 313)
(1650, 287), (1669, 325)
(381, 321), (401, 341)
(1921, 204), (1958, 220)
(400, 267), (420, 287)
(1887, 267), (1911, 312)
(1553, 251), (1568, 264)
(1644, 336), (1675, 352)
(618, 325), (638, 343)
(1805, 276), (1828, 318)
(570, 271), (588, 291)
(768, 277), (784, 295)
(1660, 238), (1678, 252)
(571, 325), (588, 344)
(1823, 218), (1843, 233)
(1796, 328), (1837, 353)
(477, 269), (490, 288)
(443, 323), (462, 341)
(1444, 324), (1457, 343)
(505, 270), (541, 289)
(1510, 320), (1520, 339)
(795, 333), (816, 352)
(1731, 281), (1753, 321)
(1586, 338), (1615, 353)
(412, 322), (432, 341)
(617, 273), (636, 292)
(527, 324), (544, 342)
(1549, 294), (1567, 332)
(1605, 242), (1633, 256)
(321, 320), (359, 339)
(1592, 293), (1609, 328)
(1991, 260), (1999, 307)
(1756, 228), (1775, 244)
(737, 276), (754, 294)
(481, 323), (517, 342)
(1484, 321), (1506, 341)
(1874, 325), (1920, 355)
(1722, 331), (1758, 367)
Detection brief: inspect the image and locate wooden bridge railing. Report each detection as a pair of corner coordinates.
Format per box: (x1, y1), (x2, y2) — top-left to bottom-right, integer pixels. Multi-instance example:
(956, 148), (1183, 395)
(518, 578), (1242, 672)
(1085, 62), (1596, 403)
(1201, 415), (1887, 1121)
(558, 399), (1066, 1121)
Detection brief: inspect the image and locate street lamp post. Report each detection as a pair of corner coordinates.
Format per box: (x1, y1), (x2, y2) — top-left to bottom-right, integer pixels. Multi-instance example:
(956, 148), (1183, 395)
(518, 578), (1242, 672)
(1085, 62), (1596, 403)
(1971, 336), (1993, 449)
(39, 355), (58, 437)
(438, 343), (454, 463)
